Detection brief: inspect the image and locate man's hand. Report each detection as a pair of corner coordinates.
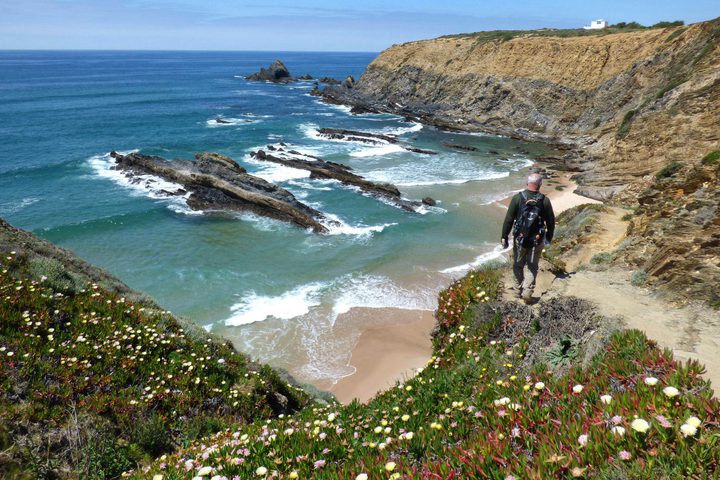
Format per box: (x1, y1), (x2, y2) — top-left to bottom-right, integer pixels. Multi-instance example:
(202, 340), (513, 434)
(501, 238), (509, 249)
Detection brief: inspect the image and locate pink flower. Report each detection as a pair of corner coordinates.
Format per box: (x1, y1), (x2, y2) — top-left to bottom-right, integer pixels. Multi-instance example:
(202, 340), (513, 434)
(655, 414), (672, 428)
(511, 427), (521, 438)
(611, 415), (623, 425)
(497, 409), (507, 417)
(619, 450), (632, 461)
(474, 411), (483, 418)
(314, 460), (326, 469)
(578, 434), (588, 447)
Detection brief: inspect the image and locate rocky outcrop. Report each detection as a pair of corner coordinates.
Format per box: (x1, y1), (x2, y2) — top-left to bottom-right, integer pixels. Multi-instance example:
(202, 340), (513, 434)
(250, 146), (428, 211)
(619, 159), (720, 306)
(110, 151), (329, 233)
(319, 77), (341, 85)
(246, 59), (294, 83)
(319, 19), (720, 200)
(315, 127), (437, 154)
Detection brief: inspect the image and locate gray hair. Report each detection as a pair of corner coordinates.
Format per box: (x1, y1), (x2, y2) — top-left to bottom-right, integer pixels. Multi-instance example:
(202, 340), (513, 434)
(527, 173), (543, 186)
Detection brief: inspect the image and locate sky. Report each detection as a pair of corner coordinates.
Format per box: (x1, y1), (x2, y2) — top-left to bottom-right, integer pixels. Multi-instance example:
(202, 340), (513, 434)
(0, 0), (717, 51)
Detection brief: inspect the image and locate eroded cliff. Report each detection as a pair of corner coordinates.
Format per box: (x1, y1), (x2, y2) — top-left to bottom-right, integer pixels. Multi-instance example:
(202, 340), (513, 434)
(323, 19), (719, 200)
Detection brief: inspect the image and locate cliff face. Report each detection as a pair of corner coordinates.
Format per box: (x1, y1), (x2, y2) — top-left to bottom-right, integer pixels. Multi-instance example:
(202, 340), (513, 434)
(325, 20), (719, 200)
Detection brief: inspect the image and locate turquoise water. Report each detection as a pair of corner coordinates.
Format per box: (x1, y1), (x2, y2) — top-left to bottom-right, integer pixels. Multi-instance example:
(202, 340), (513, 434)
(0, 51), (551, 384)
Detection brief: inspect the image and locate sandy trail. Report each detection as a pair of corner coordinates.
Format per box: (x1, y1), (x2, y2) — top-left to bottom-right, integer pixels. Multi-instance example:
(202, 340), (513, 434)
(536, 207), (720, 396)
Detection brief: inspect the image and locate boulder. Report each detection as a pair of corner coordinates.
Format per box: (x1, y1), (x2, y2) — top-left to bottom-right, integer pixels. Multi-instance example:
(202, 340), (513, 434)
(246, 59), (294, 83)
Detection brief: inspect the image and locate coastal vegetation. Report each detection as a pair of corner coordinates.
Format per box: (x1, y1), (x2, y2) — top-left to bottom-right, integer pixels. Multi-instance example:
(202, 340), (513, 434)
(0, 242), (313, 479)
(132, 264), (720, 479)
(440, 20), (686, 44)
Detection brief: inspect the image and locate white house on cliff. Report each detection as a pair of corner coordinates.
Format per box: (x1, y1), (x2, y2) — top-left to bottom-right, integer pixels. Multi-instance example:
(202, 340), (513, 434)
(584, 19), (608, 30)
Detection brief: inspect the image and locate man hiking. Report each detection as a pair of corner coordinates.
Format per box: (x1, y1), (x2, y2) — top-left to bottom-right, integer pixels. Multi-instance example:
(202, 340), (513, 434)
(501, 172), (555, 304)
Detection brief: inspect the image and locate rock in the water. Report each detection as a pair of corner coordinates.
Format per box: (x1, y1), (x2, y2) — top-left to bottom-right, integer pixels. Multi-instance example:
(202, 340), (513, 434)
(442, 142), (480, 152)
(343, 75), (355, 88)
(214, 117), (231, 124)
(319, 77), (341, 85)
(246, 59), (294, 83)
(422, 197), (437, 206)
(297, 74), (313, 80)
(109, 151), (329, 233)
(251, 146), (426, 212)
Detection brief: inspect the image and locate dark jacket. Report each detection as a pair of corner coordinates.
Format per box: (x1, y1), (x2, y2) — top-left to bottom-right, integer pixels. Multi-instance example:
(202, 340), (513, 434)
(501, 189), (555, 242)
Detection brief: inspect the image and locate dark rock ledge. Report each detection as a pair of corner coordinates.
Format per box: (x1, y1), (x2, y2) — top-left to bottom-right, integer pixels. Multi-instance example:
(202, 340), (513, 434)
(316, 128), (437, 155)
(250, 146), (431, 211)
(110, 151), (329, 233)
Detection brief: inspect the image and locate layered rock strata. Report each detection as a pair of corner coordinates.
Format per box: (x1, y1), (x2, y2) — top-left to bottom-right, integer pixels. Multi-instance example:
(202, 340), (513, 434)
(110, 151), (329, 233)
(250, 146), (427, 211)
(319, 20), (720, 201)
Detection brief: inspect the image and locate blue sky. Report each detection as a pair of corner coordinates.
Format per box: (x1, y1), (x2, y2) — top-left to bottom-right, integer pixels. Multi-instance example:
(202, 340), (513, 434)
(1, 0), (717, 51)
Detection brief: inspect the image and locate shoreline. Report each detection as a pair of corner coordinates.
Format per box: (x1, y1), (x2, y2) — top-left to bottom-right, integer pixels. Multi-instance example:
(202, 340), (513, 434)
(324, 171), (600, 404)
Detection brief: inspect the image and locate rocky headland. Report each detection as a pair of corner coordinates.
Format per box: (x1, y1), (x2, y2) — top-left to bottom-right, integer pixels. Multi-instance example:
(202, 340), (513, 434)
(110, 151), (330, 232)
(316, 19), (720, 307)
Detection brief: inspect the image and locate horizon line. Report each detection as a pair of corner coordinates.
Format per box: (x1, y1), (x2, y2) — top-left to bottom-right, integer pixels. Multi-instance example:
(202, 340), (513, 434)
(0, 48), (381, 54)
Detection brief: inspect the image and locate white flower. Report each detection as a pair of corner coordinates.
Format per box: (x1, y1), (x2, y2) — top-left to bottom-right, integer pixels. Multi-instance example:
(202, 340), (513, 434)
(578, 434), (588, 447)
(631, 418), (650, 433)
(686, 416), (702, 428)
(663, 386), (680, 398)
(153, 475), (164, 480)
(405, 431), (414, 440)
(327, 413), (336, 422)
(611, 426), (626, 437)
(401, 414), (410, 421)
(197, 466), (213, 476)
(680, 423), (697, 437)
(355, 474), (368, 480)
(385, 462), (396, 472)
(572, 384), (584, 394)
(644, 377), (659, 386)
(600, 394), (612, 404)
(534, 382), (545, 390)
(255, 466), (268, 476)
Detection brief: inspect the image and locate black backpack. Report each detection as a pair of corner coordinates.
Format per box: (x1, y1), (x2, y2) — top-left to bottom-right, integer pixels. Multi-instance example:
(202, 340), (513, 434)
(513, 191), (545, 247)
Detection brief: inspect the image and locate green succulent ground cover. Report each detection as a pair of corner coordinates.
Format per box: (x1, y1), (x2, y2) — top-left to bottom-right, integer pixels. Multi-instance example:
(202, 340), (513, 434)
(134, 266), (720, 480)
(0, 250), (313, 479)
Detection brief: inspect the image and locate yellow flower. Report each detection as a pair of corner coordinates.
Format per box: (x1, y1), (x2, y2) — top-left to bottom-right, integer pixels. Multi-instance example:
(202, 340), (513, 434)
(152, 475), (163, 480)
(385, 462), (396, 472)
(288, 472), (298, 479)
(405, 385), (413, 391)
(631, 418), (650, 433)
(663, 386), (680, 398)
(534, 382), (545, 390)
(401, 414), (410, 422)
(680, 423), (697, 437)
(686, 416), (702, 428)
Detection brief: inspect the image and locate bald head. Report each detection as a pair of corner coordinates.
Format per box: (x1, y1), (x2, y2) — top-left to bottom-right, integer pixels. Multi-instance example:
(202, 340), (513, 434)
(527, 173), (543, 191)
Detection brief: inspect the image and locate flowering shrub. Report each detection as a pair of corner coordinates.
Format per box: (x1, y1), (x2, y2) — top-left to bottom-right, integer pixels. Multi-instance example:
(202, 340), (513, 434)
(436, 266), (501, 331)
(0, 250), (312, 477)
(133, 269), (720, 479)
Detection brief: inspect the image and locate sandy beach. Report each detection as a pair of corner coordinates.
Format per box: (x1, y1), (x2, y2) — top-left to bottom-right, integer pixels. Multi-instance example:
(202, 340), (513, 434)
(328, 172), (599, 404)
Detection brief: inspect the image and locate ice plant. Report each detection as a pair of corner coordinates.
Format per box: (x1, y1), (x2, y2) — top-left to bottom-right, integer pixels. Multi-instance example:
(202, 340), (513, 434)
(663, 386), (680, 398)
(631, 418), (650, 433)
(600, 394), (612, 404)
(572, 384), (583, 393)
(680, 423), (698, 437)
(644, 377), (659, 386)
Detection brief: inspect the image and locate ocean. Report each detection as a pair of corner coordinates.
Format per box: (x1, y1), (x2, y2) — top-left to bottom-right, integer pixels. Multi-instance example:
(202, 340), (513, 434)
(0, 50), (553, 386)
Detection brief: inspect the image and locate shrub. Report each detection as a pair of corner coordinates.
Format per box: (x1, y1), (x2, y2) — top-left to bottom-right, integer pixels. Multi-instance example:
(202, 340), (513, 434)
(621, 212), (633, 221)
(617, 109), (637, 138)
(655, 161), (684, 179)
(590, 252), (611, 264)
(631, 270), (649, 286)
(653, 20), (684, 28)
(665, 27), (688, 42)
(701, 150), (720, 166)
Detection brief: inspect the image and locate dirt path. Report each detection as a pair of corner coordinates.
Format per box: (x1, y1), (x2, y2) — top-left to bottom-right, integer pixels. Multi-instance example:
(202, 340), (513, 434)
(507, 206), (720, 396)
